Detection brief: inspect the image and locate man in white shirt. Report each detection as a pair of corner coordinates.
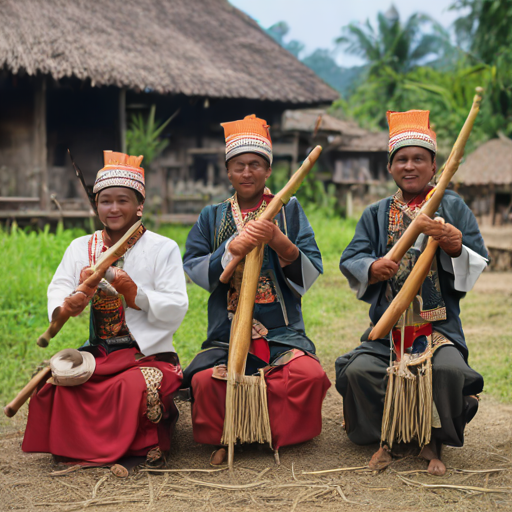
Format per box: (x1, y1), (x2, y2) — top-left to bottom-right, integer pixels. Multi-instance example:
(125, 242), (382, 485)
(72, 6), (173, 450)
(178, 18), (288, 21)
(22, 151), (188, 474)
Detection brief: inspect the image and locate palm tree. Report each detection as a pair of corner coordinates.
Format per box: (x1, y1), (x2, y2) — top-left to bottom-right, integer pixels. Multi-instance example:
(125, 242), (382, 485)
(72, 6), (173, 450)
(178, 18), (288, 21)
(336, 5), (451, 76)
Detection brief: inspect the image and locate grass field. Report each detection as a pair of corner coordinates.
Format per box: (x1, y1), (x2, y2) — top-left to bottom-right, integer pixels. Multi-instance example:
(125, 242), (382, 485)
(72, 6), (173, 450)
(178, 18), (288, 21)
(1, 214), (510, 406)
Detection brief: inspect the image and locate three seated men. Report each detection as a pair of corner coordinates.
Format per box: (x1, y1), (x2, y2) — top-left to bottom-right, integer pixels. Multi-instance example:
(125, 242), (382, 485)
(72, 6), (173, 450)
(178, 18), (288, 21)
(22, 110), (486, 474)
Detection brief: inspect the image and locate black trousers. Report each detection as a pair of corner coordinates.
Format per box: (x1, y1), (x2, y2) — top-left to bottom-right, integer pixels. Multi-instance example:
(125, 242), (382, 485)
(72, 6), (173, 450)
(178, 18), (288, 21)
(336, 345), (483, 447)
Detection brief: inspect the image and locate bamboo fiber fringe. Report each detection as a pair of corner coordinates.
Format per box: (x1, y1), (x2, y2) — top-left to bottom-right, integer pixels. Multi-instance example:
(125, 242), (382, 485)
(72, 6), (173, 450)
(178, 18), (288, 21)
(381, 356), (433, 449)
(221, 370), (273, 448)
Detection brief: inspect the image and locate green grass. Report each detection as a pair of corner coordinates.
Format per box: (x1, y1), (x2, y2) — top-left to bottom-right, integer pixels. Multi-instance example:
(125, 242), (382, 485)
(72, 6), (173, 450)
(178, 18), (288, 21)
(0, 215), (510, 407)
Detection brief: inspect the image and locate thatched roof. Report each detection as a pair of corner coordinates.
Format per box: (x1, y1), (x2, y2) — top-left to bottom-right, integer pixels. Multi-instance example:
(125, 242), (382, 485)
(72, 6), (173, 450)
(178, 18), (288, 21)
(282, 109), (366, 135)
(0, 0), (338, 104)
(281, 109), (387, 152)
(330, 131), (388, 152)
(456, 138), (512, 185)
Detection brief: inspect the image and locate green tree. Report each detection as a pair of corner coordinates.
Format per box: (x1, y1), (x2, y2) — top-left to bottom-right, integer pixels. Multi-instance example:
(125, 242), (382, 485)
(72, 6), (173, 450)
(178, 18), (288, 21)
(336, 5), (451, 76)
(451, 0), (512, 136)
(265, 21), (304, 58)
(332, 61), (494, 156)
(125, 105), (178, 167)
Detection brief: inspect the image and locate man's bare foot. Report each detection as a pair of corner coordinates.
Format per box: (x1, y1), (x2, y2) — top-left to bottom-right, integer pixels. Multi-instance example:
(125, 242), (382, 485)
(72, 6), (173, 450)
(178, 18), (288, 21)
(369, 446), (392, 470)
(420, 442), (446, 476)
(210, 447), (227, 466)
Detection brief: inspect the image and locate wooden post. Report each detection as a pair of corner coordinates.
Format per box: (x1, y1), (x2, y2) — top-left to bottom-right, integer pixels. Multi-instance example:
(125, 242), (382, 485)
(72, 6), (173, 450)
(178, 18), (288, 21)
(490, 184), (496, 226)
(160, 167), (168, 214)
(290, 132), (299, 178)
(119, 88), (127, 153)
(34, 75), (48, 210)
(346, 187), (353, 218)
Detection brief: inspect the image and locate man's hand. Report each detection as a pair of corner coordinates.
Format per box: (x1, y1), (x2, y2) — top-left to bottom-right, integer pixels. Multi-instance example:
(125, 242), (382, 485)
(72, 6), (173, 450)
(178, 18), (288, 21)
(415, 214), (462, 257)
(266, 223), (299, 266)
(79, 266), (94, 285)
(105, 267), (140, 310)
(369, 258), (399, 284)
(62, 291), (90, 317)
(228, 219), (275, 258)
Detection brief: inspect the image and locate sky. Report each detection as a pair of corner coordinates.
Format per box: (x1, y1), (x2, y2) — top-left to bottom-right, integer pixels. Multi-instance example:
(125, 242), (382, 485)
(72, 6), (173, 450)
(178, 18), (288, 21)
(230, 0), (463, 66)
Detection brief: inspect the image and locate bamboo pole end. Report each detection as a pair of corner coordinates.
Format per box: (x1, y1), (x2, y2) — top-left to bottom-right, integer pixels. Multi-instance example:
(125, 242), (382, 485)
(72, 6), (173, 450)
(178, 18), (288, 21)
(37, 334), (49, 348)
(3, 405), (15, 418)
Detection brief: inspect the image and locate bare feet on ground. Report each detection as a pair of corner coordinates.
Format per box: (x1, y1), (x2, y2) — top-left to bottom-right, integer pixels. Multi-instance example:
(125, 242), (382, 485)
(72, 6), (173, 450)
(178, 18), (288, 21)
(369, 446), (392, 470)
(210, 447), (227, 466)
(420, 442), (446, 476)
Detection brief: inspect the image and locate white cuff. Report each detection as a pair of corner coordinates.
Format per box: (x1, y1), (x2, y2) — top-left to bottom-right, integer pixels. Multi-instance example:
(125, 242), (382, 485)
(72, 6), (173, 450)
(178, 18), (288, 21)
(221, 235), (237, 269)
(452, 245), (488, 292)
(286, 250), (321, 296)
(134, 286), (150, 312)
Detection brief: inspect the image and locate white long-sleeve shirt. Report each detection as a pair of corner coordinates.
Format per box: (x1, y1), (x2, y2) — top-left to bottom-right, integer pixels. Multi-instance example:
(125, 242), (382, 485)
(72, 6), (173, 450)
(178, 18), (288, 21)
(48, 230), (188, 356)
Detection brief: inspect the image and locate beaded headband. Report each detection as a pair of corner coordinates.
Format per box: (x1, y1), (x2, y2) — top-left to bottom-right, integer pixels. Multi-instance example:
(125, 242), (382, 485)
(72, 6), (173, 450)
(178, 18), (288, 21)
(221, 114), (273, 164)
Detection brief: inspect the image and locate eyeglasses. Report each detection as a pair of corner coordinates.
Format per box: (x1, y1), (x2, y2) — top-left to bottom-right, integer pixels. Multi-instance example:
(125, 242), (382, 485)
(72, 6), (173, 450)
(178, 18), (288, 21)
(227, 161), (267, 172)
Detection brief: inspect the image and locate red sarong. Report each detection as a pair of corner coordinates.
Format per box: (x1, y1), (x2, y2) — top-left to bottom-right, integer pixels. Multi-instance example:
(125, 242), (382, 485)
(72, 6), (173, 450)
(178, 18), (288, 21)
(22, 347), (182, 464)
(191, 353), (331, 450)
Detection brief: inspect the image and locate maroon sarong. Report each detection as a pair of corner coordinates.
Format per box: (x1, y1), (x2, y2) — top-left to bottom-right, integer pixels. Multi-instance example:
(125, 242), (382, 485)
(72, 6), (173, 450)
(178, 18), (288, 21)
(191, 353), (331, 450)
(22, 347), (182, 464)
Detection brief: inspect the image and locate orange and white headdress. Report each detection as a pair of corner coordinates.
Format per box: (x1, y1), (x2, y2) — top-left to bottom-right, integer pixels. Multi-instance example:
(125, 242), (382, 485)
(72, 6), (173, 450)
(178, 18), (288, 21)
(221, 114), (273, 164)
(387, 110), (436, 160)
(93, 151), (145, 198)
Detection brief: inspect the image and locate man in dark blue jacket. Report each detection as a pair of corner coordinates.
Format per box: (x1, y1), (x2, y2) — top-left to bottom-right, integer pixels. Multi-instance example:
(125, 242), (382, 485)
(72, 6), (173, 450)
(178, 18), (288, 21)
(336, 110), (488, 475)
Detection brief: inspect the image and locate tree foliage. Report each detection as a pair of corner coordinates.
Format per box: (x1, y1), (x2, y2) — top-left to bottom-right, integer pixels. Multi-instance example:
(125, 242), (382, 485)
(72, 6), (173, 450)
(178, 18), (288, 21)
(336, 6), (451, 76)
(125, 105), (177, 168)
(330, 2), (512, 156)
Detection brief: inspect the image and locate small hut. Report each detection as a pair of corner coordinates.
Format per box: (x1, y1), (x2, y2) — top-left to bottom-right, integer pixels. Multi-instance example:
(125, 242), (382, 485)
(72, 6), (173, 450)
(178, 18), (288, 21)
(456, 137), (512, 269)
(280, 108), (389, 215)
(0, 0), (338, 223)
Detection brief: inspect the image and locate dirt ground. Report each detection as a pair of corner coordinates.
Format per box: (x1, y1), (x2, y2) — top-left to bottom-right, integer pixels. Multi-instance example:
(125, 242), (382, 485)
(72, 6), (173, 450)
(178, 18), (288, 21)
(1, 273), (511, 512)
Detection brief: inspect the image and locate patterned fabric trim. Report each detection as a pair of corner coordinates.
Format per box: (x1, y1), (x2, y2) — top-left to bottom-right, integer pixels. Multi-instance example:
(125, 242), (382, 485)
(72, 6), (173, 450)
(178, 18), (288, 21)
(389, 131), (436, 156)
(93, 177), (145, 198)
(431, 331), (453, 354)
(87, 225), (146, 342)
(387, 190), (447, 324)
(229, 190), (272, 234)
(225, 133), (273, 164)
(140, 366), (163, 423)
(88, 224), (146, 266)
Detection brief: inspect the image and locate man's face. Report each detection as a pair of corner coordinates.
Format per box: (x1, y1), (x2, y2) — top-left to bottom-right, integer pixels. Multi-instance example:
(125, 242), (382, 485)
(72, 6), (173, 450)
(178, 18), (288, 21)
(96, 187), (141, 233)
(226, 153), (272, 202)
(388, 147), (436, 200)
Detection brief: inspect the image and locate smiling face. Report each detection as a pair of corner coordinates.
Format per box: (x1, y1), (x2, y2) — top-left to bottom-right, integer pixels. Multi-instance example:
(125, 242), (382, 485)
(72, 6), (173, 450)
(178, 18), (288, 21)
(96, 187), (142, 235)
(226, 153), (272, 208)
(388, 146), (436, 201)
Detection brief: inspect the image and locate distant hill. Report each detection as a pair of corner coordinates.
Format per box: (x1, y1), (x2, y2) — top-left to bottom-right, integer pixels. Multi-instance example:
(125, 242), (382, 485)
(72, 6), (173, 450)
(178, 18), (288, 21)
(264, 22), (367, 99)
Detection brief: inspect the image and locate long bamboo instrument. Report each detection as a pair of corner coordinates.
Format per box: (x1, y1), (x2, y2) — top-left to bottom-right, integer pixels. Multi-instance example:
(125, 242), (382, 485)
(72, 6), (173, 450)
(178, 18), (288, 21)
(4, 367), (51, 417)
(225, 146), (322, 376)
(385, 87), (483, 264)
(37, 220), (142, 347)
(368, 237), (439, 340)
(223, 146), (322, 469)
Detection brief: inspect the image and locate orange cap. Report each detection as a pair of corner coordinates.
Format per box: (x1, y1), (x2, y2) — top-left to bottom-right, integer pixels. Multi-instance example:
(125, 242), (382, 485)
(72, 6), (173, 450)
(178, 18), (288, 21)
(221, 114), (272, 164)
(387, 110), (436, 159)
(93, 150), (145, 198)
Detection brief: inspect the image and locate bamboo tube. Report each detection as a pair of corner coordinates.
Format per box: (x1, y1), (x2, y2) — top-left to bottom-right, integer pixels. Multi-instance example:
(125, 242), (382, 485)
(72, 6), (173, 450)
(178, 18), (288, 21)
(369, 237), (439, 341)
(226, 146), (322, 377)
(222, 146), (322, 469)
(4, 367), (51, 417)
(37, 220), (142, 347)
(385, 88), (483, 264)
